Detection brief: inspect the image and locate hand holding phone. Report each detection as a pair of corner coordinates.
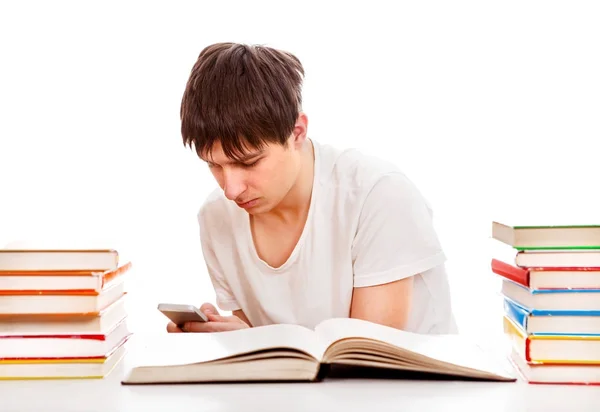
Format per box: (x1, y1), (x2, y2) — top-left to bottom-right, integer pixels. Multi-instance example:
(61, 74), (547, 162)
(160, 302), (250, 333)
(158, 303), (208, 329)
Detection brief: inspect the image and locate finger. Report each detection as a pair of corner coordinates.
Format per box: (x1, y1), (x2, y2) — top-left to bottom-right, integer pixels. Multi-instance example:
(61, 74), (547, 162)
(199, 302), (220, 316)
(206, 313), (245, 324)
(166, 322), (183, 333)
(183, 321), (246, 333)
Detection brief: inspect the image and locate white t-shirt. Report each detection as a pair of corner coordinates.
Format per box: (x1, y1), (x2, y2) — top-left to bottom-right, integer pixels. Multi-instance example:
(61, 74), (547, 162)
(197, 139), (458, 334)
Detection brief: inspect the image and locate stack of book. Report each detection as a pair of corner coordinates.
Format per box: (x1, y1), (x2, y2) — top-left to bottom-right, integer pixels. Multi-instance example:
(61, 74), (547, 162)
(491, 221), (600, 385)
(0, 246), (131, 379)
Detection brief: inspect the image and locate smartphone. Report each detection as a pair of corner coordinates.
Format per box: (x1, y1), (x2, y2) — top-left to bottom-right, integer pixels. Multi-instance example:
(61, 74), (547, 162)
(157, 303), (208, 326)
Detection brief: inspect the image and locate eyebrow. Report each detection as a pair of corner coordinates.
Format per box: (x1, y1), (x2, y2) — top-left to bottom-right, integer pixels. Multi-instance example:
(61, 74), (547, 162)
(205, 150), (265, 165)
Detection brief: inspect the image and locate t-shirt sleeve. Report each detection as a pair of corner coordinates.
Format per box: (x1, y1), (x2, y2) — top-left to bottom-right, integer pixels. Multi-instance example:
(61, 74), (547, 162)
(351, 173), (446, 288)
(198, 209), (241, 312)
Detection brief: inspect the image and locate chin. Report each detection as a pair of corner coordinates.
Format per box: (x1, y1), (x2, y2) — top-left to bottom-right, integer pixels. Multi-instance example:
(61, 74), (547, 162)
(246, 200), (275, 215)
(245, 205), (269, 215)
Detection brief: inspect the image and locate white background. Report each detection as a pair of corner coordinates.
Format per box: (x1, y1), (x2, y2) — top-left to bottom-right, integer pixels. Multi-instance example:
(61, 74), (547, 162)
(1, 1), (599, 338)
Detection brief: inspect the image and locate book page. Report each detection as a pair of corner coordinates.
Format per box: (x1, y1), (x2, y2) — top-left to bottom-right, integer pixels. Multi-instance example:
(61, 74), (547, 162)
(127, 323), (323, 368)
(3, 238), (118, 251)
(315, 318), (514, 378)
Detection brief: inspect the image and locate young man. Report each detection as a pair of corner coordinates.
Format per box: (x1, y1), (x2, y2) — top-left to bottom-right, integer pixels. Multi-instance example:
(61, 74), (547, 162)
(167, 42), (457, 335)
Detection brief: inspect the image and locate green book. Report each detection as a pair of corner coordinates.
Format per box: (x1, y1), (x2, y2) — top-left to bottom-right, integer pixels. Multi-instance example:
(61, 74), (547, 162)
(492, 221), (600, 250)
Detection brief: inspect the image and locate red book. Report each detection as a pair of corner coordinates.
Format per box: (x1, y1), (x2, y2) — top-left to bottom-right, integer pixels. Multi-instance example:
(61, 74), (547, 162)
(0, 318), (130, 359)
(492, 258), (528, 287)
(491, 258), (600, 290)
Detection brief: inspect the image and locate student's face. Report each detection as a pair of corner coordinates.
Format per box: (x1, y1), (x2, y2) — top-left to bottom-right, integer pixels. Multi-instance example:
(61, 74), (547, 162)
(202, 114), (308, 215)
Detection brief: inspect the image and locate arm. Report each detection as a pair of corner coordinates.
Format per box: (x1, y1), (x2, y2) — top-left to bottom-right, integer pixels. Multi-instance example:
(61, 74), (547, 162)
(166, 207), (250, 333)
(350, 276), (414, 329)
(350, 173), (446, 330)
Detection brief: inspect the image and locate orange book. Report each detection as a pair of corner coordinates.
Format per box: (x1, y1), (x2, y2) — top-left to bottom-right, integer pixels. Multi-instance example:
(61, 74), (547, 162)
(0, 281), (126, 316)
(0, 295), (127, 335)
(0, 339), (127, 380)
(0, 248), (119, 271)
(0, 261), (131, 293)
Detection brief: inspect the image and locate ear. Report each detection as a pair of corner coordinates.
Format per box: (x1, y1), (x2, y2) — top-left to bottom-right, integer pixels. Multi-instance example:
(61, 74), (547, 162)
(290, 112), (308, 150)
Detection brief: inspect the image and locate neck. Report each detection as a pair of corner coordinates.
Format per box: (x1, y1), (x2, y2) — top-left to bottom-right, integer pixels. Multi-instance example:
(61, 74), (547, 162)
(262, 140), (315, 224)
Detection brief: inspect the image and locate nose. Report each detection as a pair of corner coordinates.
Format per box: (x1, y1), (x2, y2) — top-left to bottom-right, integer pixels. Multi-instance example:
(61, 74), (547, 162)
(222, 169), (247, 201)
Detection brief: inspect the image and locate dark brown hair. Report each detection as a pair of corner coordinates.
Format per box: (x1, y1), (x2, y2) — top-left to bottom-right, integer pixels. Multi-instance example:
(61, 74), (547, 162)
(180, 42), (305, 160)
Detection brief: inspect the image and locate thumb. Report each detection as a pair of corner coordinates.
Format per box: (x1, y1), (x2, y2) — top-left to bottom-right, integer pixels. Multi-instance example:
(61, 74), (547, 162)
(199, 302), (220, 316)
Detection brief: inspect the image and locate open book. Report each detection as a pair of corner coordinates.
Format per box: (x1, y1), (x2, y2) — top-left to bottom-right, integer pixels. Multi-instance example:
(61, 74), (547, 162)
(121, 318), (516, 384)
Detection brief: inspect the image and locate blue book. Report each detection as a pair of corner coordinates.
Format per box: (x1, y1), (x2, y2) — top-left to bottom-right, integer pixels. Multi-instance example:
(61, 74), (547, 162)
(500, 278), (600, 312)
(503, 296), (600, 336)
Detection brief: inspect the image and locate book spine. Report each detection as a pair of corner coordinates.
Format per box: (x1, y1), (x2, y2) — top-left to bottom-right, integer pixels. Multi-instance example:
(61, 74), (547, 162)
(503, 298), (529, 332)
(492, 259), (529, 287)
(101, 262), (132, 289)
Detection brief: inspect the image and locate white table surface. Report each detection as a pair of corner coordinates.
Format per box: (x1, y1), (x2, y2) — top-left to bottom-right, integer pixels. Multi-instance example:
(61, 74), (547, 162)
(1, 352), (599, 412)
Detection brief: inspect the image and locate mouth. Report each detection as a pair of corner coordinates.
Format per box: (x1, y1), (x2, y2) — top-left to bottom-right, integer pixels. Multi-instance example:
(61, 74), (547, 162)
(236, 198), (259, 209)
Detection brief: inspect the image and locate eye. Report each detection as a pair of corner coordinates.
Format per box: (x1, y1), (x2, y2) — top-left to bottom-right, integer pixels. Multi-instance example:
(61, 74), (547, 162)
(241, 158), (261, 168)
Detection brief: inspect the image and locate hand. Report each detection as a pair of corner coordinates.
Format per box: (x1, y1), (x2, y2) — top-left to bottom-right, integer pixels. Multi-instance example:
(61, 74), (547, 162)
(166, 303), (250, 333)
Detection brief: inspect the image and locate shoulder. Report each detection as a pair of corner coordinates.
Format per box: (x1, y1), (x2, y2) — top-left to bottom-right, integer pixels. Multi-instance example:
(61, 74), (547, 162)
(197, 187), (226, 218)
(197, 187), (236, 235)
(314, 140), (429, 210)
(316, 140), (400, 187)
(366, 172), (433, 214)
